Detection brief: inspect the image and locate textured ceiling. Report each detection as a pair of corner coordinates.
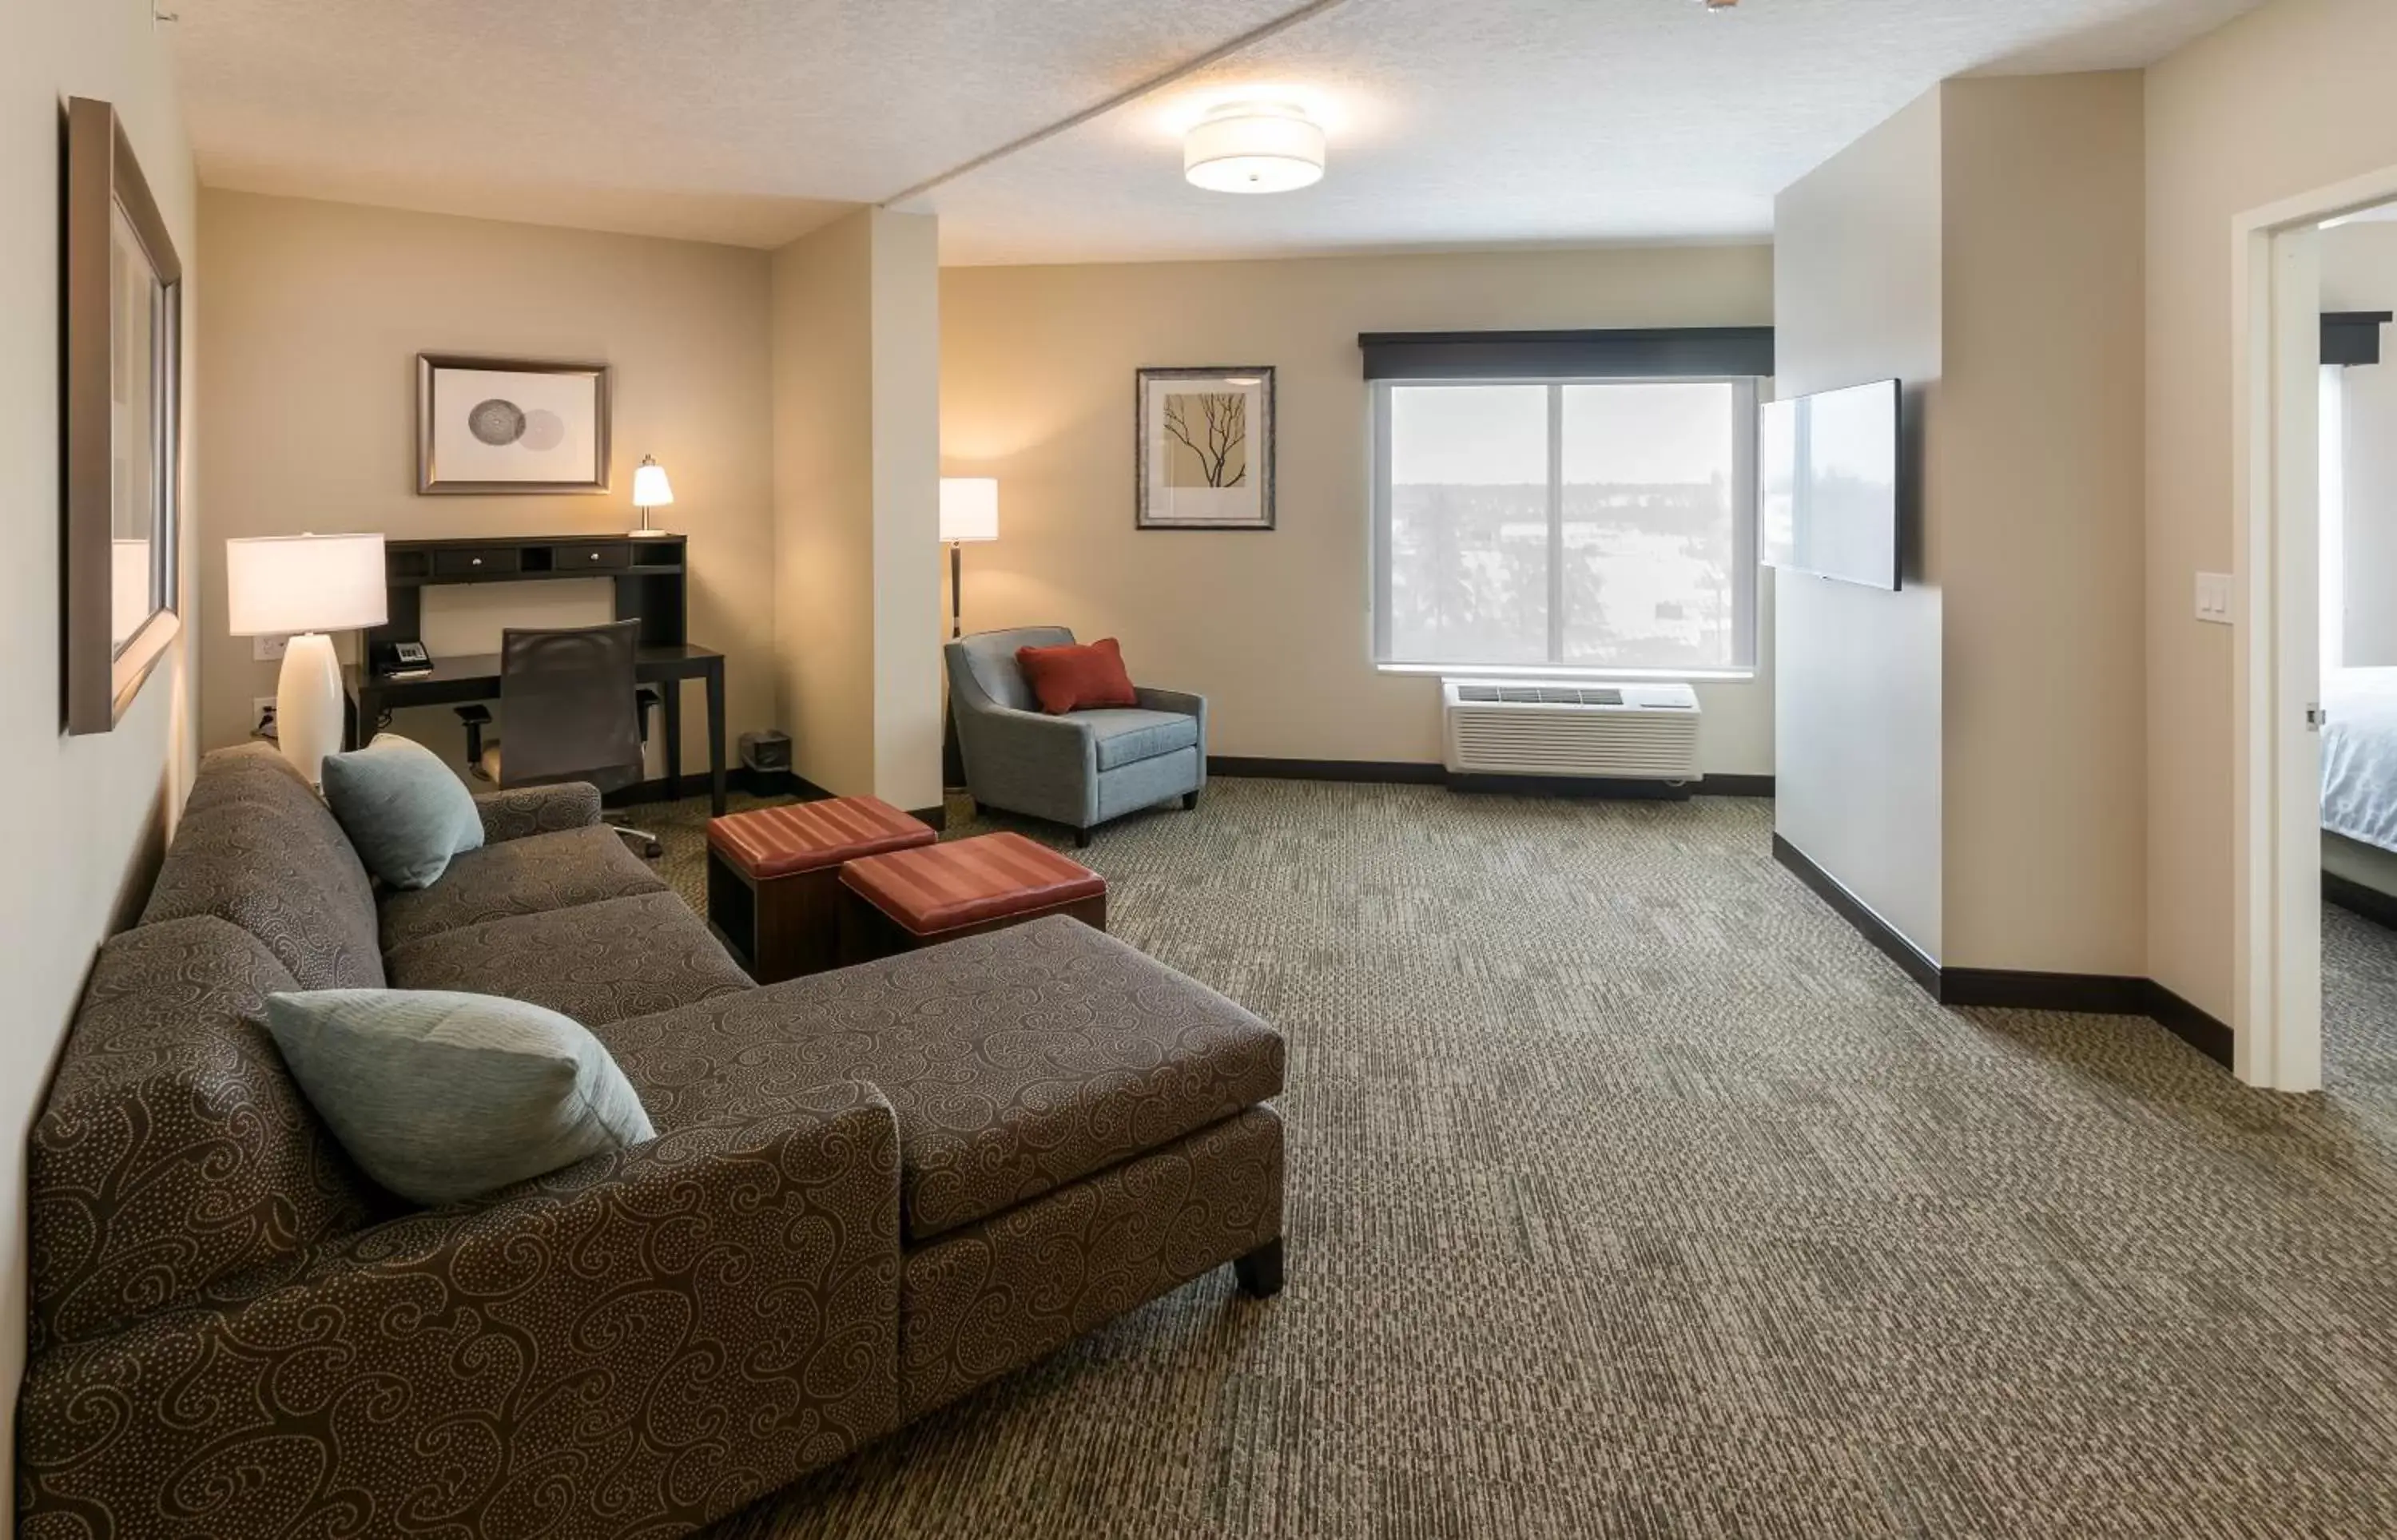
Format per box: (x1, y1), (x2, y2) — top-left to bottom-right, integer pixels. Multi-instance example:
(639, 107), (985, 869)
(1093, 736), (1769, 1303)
(172, 0), (2264, 263)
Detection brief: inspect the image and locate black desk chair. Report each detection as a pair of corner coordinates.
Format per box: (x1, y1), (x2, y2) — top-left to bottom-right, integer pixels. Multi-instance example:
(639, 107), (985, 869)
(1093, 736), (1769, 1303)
(455, 620), (662, 858)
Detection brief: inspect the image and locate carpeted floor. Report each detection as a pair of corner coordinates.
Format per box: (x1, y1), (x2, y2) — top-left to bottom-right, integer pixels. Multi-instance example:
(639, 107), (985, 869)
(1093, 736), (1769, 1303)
(627, 780), (2397, 1538)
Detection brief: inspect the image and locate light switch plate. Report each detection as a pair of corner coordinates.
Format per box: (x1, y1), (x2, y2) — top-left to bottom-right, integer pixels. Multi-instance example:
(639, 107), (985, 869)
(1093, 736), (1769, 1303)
(252, 633), (289, 662)
(2195, 572), (2233, 625)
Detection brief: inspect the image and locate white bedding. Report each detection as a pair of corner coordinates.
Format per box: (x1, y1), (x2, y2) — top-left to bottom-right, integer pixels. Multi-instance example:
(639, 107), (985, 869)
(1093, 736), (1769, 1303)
(2323, 668), (2397, 855)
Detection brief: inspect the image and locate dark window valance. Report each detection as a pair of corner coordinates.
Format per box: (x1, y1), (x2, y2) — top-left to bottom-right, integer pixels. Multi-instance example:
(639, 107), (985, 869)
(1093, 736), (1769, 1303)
(2325, 312), (2391, 367)
(1358, 327), (1775, 382)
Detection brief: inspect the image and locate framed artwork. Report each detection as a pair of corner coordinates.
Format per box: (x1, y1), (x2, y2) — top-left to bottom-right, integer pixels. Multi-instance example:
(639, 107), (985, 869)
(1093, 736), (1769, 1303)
(1135, 366), (1275, 530)
(417, 355), (610, 494)
(65, 97), (182, 735)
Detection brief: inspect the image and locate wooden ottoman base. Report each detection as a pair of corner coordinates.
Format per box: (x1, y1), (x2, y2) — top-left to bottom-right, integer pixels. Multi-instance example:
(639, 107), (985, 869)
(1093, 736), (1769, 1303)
(708, 853), (847, 984)
(706, 798), (937, 984)
(839, 889), (1107, 965)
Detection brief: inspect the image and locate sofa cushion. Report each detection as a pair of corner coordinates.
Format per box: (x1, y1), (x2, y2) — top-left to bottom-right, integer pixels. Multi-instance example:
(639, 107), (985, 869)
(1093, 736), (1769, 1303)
(1079, 707), (1200, 771)
(387, 891), (756, 1025)
(379, 824), (668, 951)
(320, 732), (485, 890)
(143, 746), (386, 990)
(264, 988), (657, 1207)
(29, 917), (376, 1353)
(596, 915), (1284, 1244)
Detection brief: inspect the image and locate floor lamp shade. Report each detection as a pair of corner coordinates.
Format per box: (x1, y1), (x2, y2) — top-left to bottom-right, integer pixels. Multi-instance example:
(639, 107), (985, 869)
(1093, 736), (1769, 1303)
(939, 478), (999, 543)
(225, 534), (388, 785)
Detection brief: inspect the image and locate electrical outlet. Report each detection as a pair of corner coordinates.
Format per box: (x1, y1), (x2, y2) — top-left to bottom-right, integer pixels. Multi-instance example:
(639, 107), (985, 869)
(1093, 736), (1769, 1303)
(252, 697), (279, 740)
(253, 633), (290, 662)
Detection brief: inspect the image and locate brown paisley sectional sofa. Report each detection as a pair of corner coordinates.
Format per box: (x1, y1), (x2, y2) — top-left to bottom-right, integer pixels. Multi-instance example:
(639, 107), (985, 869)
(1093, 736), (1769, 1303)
(19, 743), (1286, 1539)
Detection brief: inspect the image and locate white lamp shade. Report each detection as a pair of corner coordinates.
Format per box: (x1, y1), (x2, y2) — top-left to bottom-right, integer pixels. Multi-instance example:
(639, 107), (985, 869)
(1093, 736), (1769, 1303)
(1185, 102), (1326, 194)
(633, 458), (675, 508)
(940, 477), (1000, 542)
(225, 534), (388, 636)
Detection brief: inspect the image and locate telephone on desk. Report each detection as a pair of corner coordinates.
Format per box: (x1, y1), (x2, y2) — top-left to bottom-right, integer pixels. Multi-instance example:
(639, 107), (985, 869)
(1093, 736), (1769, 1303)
(373, 640), (432, 677)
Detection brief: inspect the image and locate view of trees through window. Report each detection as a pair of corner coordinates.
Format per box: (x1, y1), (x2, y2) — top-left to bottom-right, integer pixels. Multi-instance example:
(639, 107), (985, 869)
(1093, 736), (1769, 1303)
(1377, 380), (1751, 671)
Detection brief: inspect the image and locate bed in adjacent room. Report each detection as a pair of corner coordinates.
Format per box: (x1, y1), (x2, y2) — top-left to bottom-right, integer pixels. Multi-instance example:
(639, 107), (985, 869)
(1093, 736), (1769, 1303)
(2325, 667), (2397, 927)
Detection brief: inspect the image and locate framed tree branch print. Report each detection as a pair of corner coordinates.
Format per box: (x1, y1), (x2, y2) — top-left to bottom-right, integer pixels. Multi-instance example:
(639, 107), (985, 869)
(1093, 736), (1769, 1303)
(1136, 367), (1274, 530)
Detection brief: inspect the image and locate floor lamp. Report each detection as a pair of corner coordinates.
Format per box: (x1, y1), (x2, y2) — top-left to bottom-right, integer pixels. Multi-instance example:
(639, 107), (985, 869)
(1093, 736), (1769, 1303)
(940, 478), (999, 790)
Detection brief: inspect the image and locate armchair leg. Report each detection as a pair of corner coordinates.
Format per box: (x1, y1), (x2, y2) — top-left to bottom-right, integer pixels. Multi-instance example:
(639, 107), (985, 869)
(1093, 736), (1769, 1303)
(1182, 791), (1198, 810)
(1075, 827), (1092, 849)
(1234, 1238), (1283, 1299)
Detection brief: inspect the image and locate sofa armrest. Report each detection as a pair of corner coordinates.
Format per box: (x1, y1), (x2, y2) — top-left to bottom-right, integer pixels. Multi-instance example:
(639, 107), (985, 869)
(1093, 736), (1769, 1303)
(954, 702), (1101, 827)
(474, 780), (602, 843)
(17, 1086), (904, 1540)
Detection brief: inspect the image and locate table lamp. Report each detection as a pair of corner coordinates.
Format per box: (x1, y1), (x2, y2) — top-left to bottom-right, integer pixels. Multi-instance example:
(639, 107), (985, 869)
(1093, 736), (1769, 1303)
(632, 454), (674, 538)
(226, 533), (388, 786)
(938, 477), (999, 639)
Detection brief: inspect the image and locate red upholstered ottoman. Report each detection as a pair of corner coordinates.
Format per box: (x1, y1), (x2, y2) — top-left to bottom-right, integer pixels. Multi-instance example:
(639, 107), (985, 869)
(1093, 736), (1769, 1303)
(706, 797), (936, 982)
(838, 832), (1107, 962)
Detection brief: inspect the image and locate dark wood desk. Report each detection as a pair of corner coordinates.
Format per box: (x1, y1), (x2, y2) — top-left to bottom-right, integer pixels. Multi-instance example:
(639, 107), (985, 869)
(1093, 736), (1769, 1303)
(346, 644), (728, 816)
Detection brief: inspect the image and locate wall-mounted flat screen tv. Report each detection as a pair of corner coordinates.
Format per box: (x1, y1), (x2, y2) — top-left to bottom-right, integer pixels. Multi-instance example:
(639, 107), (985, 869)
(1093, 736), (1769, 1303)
(1759, 378), (1902, 591)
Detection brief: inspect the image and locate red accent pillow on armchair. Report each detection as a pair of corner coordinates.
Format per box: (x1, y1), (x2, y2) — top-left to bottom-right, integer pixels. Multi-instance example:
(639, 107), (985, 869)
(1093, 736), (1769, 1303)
(1016, 637), (1139, 715)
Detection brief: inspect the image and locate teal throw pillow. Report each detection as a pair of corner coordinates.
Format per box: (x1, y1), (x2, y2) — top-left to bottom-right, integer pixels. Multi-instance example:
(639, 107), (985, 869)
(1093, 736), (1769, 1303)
(263, 989), (655, 1206)
(320, 732), (484, 889)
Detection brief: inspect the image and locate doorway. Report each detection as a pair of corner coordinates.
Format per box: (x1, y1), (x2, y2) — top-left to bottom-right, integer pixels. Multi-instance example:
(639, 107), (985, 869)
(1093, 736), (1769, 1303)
(2237, 169), (2397, 1093)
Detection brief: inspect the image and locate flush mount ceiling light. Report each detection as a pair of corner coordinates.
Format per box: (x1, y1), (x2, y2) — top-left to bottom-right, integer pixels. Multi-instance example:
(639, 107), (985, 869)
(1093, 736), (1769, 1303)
(1184, 101), (1326, 194)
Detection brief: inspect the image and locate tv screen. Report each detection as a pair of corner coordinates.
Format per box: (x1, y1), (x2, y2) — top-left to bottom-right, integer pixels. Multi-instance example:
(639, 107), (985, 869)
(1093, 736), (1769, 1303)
(1759, 379), (1902, 591)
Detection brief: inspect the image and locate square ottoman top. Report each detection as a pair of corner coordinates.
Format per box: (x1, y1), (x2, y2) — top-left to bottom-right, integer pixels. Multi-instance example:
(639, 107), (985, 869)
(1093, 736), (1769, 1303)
(708, 796), (936, 880)
(841, 832), (1104, 937)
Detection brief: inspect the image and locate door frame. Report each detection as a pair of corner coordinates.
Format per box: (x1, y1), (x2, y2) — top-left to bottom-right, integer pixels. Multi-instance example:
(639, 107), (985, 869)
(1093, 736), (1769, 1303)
(2231, 164), (2397, 1091)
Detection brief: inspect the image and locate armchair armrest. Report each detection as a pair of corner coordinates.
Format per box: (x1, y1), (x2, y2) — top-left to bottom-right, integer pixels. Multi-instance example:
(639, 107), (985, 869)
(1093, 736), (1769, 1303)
(474, 780), (602, 843)
(18, 1087), (904, 1540)
(952, 702), (1101, 828)
(1135, 686), (1209, 791)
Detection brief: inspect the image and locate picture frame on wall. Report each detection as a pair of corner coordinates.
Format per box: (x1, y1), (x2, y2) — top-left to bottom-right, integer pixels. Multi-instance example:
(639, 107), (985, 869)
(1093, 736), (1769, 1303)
(1135, 366), (1275, 530)
(417, 354), (611, 494)
(64, 97), (183, 736)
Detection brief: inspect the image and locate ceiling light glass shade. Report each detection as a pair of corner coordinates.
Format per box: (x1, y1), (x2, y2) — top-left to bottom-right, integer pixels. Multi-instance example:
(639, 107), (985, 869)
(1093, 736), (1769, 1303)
(1184, 102), (1326, 194)
(632, 455), (675, 507)
(939, 477), (1000, 542)
(225, 534), (388, 635)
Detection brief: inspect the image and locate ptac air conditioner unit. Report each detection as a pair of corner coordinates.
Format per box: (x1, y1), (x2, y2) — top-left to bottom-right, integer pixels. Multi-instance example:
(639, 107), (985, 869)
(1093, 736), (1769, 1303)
(1441, 680), (1703, 782)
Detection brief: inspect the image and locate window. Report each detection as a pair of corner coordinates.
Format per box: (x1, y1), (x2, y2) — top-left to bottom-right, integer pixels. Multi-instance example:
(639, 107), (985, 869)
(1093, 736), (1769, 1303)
(1371, 377), (1758, 673)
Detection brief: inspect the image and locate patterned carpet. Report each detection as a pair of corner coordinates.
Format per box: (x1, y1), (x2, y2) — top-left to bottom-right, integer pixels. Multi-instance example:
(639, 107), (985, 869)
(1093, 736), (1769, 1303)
(625, 780), (2397, 1538)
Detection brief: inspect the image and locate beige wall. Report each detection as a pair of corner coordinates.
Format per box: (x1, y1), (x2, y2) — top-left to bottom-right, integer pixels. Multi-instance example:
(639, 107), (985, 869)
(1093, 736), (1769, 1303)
(1773, 75), (2149, 975)
(2145, 0), (2397, 1020)
(770, 208), (943, 808)
(3, 0), (201, 1519)
(939, 245), (1778, 771)
(1772, 91), (1948, 959)
(197, 190), (777, 771)
(2323, 223), (2397, 669)
(1937, 74), (2148, 974)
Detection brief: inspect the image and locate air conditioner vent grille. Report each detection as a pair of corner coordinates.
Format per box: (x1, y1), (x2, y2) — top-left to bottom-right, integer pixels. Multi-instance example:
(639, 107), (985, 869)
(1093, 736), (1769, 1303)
(1455, 685), (1625, 707)
(1440, 678), (1703, 780)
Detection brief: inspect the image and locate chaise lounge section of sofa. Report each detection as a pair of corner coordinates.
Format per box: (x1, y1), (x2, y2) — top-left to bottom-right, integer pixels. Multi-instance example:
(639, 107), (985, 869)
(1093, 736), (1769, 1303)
(18, 744), (1283, 1539)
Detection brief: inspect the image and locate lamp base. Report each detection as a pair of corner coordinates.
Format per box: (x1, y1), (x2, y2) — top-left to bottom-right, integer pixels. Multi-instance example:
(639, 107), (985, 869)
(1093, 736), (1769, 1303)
(628, 526), (675, 538)
(276, 632), (346, 787)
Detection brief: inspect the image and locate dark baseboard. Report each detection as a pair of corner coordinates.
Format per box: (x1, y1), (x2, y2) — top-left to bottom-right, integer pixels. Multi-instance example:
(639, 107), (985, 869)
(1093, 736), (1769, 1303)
(2137, 980), (2236, 1069)
(1206, 756), (1773, 800)
(1939, 968), (2149, 1014)
(908, 804), (949, 832)
(2327, 871), (2397, 931)
(1207, 756), (1445, 784)
(608, 765), (829, 808)
(1773, 834), (2237, 1070)
(1771, 834), (1940, 993)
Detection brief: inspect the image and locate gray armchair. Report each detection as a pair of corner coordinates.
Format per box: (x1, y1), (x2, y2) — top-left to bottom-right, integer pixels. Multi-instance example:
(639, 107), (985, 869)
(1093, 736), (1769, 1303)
(944, 627), (1207, 846)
